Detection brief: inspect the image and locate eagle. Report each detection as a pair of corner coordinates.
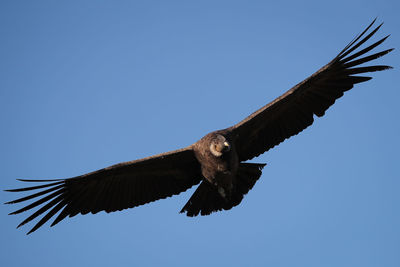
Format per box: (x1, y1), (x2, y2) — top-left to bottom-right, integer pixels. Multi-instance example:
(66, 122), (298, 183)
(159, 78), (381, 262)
(6, 19), (393, 234)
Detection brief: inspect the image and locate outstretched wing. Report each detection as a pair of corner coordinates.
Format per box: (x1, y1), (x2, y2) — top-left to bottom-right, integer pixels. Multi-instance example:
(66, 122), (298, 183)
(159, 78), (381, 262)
(5, 146), (202, 234)
(231, 19), (393, 161)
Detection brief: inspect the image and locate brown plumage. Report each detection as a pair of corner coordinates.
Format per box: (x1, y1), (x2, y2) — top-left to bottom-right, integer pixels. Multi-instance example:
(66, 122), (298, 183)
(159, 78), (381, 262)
(5, 19), (393, 234)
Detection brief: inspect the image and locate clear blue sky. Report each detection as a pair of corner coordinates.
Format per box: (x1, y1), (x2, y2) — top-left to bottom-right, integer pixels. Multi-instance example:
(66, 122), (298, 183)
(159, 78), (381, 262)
(1, 1), (399, 266)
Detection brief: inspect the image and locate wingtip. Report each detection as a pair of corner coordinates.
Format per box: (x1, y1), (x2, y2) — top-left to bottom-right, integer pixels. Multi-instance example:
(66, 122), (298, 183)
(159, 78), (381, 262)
(382, 34), (391, 41)
(370, 17), (382, 28)
(26, 229), (35, 235)
(17, 178), (64, 182)
(4, 189), (16, 192)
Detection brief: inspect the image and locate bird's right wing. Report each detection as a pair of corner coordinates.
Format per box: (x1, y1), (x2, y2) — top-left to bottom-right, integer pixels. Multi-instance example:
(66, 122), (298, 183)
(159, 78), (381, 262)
(5, 146), (202, 234)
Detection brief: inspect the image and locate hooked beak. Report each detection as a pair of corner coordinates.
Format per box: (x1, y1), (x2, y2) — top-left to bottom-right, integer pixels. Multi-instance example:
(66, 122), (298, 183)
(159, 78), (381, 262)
(223, 141), (231, 151)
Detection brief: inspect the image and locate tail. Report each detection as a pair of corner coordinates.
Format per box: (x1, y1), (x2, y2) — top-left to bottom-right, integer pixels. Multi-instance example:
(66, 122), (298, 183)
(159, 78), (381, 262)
(180, 162), (266, 216)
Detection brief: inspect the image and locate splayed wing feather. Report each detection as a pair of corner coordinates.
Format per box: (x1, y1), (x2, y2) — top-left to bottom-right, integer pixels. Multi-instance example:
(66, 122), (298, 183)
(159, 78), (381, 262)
(5, 185), (64, 205)
(5, 181), (64, 192)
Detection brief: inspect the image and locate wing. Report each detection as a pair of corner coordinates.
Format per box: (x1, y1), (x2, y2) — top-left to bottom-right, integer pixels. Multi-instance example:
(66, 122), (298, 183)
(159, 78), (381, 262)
(230, 19), (393, 161)
(5, 146), (202, 234)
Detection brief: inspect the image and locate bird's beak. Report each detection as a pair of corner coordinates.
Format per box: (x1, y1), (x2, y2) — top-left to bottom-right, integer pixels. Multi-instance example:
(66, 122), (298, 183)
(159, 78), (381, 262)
(223, 141), (231, 151)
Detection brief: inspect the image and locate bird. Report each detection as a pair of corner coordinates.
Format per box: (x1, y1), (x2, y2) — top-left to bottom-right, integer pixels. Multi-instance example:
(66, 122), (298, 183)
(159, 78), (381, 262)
(5, 19), (393, 234)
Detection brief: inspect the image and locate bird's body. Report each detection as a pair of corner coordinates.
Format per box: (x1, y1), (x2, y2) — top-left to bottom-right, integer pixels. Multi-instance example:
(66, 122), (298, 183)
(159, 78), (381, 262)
(193, 131), (238, 198)
(5, 19), (393, 234)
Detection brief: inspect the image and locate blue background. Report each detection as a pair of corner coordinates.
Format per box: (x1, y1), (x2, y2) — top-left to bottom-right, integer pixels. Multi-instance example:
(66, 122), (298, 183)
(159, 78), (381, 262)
(1, 1), (399, 266)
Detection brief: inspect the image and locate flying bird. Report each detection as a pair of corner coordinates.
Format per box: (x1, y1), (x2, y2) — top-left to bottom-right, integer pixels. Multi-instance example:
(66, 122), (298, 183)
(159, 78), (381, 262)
(6, 19), (393, 234)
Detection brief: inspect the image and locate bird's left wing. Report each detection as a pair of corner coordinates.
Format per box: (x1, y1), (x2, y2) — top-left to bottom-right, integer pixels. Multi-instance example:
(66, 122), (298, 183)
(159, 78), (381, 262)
(5, 146), (202, 234)
(230, 19), (393, 161)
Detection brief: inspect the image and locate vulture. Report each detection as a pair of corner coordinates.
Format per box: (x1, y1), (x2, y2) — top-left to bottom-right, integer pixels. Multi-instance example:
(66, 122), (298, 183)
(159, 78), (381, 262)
(6, 19), (393, 234)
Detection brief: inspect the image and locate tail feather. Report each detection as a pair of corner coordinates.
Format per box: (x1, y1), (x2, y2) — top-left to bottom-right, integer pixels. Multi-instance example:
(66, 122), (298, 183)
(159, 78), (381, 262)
(180, 163), (265, 216)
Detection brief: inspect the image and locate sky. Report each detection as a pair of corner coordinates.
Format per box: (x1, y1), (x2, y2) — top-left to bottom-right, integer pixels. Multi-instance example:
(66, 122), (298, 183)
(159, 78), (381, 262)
(1, 1), (399, 266)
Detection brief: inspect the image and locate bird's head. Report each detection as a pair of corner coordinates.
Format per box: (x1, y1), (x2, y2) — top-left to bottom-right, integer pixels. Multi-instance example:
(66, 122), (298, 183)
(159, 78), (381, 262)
(210, 134), (231, 157)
